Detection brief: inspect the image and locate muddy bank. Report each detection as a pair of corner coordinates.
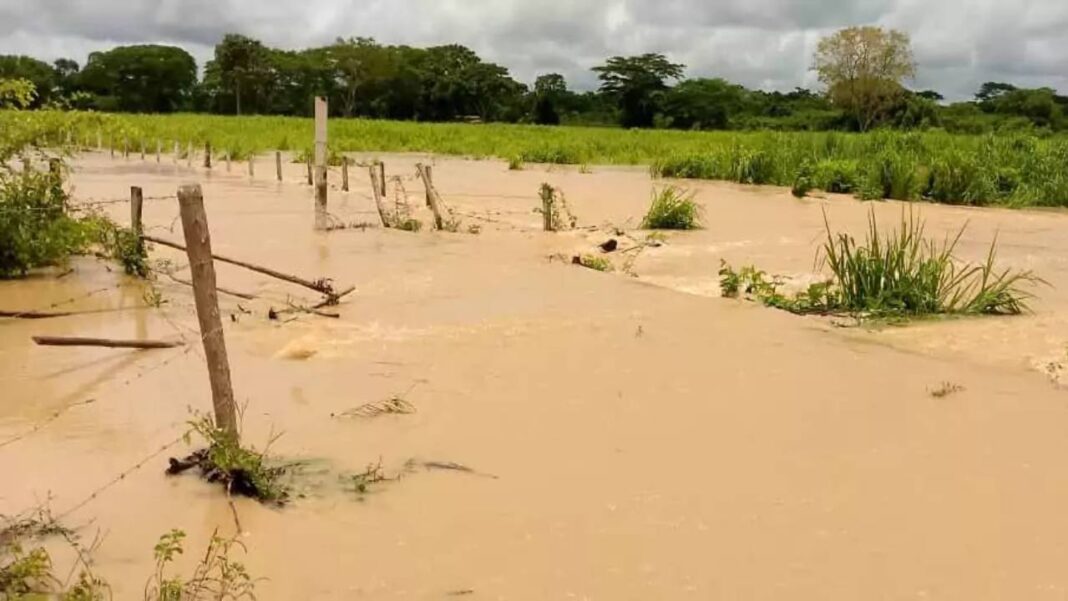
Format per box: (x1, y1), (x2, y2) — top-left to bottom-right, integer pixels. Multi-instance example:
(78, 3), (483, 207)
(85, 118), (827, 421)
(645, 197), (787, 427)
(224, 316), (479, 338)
(2, 152), (1068, 599)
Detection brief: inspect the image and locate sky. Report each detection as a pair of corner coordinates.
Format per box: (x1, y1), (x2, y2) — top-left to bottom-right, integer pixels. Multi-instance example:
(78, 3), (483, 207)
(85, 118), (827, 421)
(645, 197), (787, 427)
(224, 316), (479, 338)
(0, 0), (1065, 101)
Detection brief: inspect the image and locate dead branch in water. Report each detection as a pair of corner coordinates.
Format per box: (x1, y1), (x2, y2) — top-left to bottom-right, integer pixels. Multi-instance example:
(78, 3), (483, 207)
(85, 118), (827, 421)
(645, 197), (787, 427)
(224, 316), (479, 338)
(142, 234), (341, 297)
(32, 336), (184, 349)
(0, 307), (139, 320)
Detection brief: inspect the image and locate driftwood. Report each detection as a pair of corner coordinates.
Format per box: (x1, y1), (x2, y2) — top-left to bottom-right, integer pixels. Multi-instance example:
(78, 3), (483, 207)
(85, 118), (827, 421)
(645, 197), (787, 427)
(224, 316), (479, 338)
(312, 286), (355, 309)
(142, 235), (338, 297)
(0, 307), (137, 320)
(32, 336), (183, 349)
(164, 272), (255, 301)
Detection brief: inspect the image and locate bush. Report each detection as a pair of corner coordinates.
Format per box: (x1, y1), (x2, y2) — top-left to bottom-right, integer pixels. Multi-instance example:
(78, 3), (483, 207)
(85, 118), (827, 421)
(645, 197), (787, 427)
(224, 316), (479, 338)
(641, 186), (701, 230)
(0, 170), (85, 277)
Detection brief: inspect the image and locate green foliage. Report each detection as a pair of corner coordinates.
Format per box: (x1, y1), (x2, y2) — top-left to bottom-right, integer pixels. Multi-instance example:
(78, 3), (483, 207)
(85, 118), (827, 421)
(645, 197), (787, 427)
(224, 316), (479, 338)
(641, 186), (701, 230)
(77, 45), (197, 113)
(507, 155), (524, 170)
(0, 78), (36, 109)
(0, 169), (83, 278)
(187, 414), (288, 504)
(593, 53), (685, 128)
(145, 529), (256, 600)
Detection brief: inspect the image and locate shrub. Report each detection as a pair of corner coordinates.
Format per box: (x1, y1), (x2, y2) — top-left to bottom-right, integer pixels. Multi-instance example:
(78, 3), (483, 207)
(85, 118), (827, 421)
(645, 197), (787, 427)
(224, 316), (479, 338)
(641, 186), (701, 230)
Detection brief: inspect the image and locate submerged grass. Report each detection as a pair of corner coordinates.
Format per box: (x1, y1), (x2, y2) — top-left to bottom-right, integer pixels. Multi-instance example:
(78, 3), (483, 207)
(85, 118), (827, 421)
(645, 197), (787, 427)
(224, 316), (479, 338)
(721, 209), (1042, 319)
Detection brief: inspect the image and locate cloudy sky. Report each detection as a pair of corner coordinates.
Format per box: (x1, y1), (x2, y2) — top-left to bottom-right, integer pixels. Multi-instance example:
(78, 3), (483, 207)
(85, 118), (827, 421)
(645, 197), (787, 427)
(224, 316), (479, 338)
(0, 0), (1065, 100)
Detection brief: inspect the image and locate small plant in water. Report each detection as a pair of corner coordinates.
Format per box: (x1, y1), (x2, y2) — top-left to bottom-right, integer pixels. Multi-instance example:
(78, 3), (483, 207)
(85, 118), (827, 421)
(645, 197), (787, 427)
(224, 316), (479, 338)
(145, 528), (257, 600)
(574, 255), (612, 272)
(641, 186), (701, 230)
(507, 156), (524, 170)
(929, 382), (965, 398)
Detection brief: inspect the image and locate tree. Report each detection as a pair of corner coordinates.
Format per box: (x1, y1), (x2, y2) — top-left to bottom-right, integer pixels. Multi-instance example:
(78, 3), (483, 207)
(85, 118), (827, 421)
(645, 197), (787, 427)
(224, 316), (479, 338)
(329, 37), (390, 117)
(975, 82), (1017, 106)
(532, 73), (567, 125)
(663, 78), (746, 130)
(212, 34), (272, 115)
(592, 53), (684, 128)
(915, 90), (944, 102)
(0, 56), (57, 107)
(0, 78), (36, 109)
(813, 26), (916, 131)
(78, 45), (196, 112)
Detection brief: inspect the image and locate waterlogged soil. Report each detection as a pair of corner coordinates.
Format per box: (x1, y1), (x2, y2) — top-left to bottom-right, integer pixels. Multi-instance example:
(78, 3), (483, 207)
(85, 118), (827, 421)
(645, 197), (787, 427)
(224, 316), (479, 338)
(3, 151), (1068, 599)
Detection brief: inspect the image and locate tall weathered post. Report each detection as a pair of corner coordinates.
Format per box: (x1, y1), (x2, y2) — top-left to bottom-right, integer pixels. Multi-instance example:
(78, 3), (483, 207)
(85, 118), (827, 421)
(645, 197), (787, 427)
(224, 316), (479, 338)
(378, 162), (386, 197)
(313, 96), (329, 230)
(204, 142), (212, 169)
(275, 151), (283, 182)
(341, 157), (349, 192)
(177, 184), (239, 439)
(130, 186), (144, 254)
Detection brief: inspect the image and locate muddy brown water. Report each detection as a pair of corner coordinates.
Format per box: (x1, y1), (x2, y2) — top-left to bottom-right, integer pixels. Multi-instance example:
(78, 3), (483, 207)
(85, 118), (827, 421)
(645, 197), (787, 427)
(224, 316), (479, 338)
(3, 152), (1068, 599)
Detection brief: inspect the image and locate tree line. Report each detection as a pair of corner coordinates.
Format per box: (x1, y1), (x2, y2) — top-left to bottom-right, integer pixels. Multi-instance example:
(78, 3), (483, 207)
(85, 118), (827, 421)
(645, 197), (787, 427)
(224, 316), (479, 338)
(1, 28), (1065, 134)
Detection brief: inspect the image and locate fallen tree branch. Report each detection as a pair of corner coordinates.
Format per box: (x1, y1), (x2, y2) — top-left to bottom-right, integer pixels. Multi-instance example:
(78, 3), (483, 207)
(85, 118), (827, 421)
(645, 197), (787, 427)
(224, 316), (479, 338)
(0, 307), (140, 320)
(32, 336), (184, 349)
(143, 235), (338, 296)
(312, 286), (355, 309)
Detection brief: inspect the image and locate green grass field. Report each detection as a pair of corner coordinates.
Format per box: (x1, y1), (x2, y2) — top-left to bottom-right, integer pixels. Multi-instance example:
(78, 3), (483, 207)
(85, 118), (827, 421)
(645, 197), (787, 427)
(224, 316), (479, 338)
(6, 110), (1068, 207)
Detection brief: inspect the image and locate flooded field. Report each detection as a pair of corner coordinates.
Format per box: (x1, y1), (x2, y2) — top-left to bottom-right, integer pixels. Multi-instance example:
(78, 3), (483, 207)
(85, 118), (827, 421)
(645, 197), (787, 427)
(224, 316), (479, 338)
(3, 152), (1068, 599)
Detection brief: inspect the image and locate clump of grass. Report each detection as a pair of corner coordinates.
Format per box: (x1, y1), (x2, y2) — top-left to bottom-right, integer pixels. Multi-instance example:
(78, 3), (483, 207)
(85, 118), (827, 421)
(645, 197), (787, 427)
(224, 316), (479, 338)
(719, 209), (1042, 319)
(507, 155), (524, 170)
(640, 186), (701, 230)
(1, 508), (108, 599)
(929, 382), (965, 398)
(167, 414), (289, 504)
(822, 209), (1040, 315)
(574, 254), (612, 272)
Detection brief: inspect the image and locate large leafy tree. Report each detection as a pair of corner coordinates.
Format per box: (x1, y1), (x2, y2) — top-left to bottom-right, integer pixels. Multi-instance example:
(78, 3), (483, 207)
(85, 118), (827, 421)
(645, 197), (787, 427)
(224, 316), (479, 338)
(813, 26), (916, 131)
(328, 37), (391, 117)
(532, 73), (567, 125)
(592, 53), (684, 128)
(211, 34), (273, 115)
(0, 56), (57, 107)
(663, 78), (746, 130)
(78, 45), (196, 112)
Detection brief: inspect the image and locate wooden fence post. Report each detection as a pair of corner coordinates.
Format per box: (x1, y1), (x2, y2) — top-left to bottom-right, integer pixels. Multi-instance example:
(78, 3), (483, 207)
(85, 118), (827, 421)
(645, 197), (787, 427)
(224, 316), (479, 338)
(226, 151), (232, 172)
(306, 159), (313, 186)
(156, 139), (161, 163)
(204, 142), (212, 169)
(378, 161), (386, 197)
(109, 136), (115, 159)
(48, 159), (62, 206)
(540, 184), (555, 231)
(130, 186), (144, 254)
(313, 96), (329, 230)
(123, 137), (129, 159)
(176, 184), (239, 440)
(368, 166), (390, 227)
(276, 151), (283, 182)
(341, 157), (349, 192)
(248, 156), (255, 178)
(140, 139), (146, 161)
(416, 163), (445, 230)
(187, 141), (193, 168)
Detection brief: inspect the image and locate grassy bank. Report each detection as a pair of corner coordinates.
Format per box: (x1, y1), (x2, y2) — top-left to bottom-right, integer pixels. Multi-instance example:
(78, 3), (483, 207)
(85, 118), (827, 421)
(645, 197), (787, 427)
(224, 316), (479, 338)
(5, 110), (1068, 207)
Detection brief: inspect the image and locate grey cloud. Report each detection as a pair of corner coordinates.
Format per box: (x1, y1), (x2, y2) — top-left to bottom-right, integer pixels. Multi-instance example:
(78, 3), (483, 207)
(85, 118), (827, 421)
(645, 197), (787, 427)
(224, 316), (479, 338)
(0, 0), (1065, 100)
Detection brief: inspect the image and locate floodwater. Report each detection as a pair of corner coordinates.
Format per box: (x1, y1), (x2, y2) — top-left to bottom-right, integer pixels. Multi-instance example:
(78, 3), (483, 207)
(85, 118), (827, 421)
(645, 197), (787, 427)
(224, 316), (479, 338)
(3, 151), (1068, 599)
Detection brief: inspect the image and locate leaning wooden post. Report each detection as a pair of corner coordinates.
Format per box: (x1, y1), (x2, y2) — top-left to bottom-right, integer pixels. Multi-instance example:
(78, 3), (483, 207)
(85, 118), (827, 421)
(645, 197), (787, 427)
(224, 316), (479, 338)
(341, 157), (349, 192)
(155, 139), (161, 163)
(313, 96), (329, 230)
(248, 156), (255, 178)
(140, 139), (146, 161)
(123, 137), (129, 159)
(203, 142), (212, 169)
(177, 184), (239, 440)
(416, 163), (445, 230)
(130, 186), (144, 254)
(377, 161), (386, 197)
(368, 166), (391, 227)
(275, 151), (283, 182)
(306, 159), (313, 186)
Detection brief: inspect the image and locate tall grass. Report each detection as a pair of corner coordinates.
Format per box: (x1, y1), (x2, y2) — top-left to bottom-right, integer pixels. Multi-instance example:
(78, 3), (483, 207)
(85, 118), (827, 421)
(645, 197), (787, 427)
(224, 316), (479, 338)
(722, 209), (1042, 318)
(822, 210), (1040, 315)
(4, 110), (1068, 206)
(641, 186), (701, 230)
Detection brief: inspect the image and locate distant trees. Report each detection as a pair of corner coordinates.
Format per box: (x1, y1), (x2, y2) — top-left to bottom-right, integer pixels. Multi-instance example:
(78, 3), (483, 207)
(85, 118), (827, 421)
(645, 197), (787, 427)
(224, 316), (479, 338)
(78, 45), (196, 113)
(813, 26), (916, 131)
(0, 32), (1064, 134)
(593, 53), (685, 127)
